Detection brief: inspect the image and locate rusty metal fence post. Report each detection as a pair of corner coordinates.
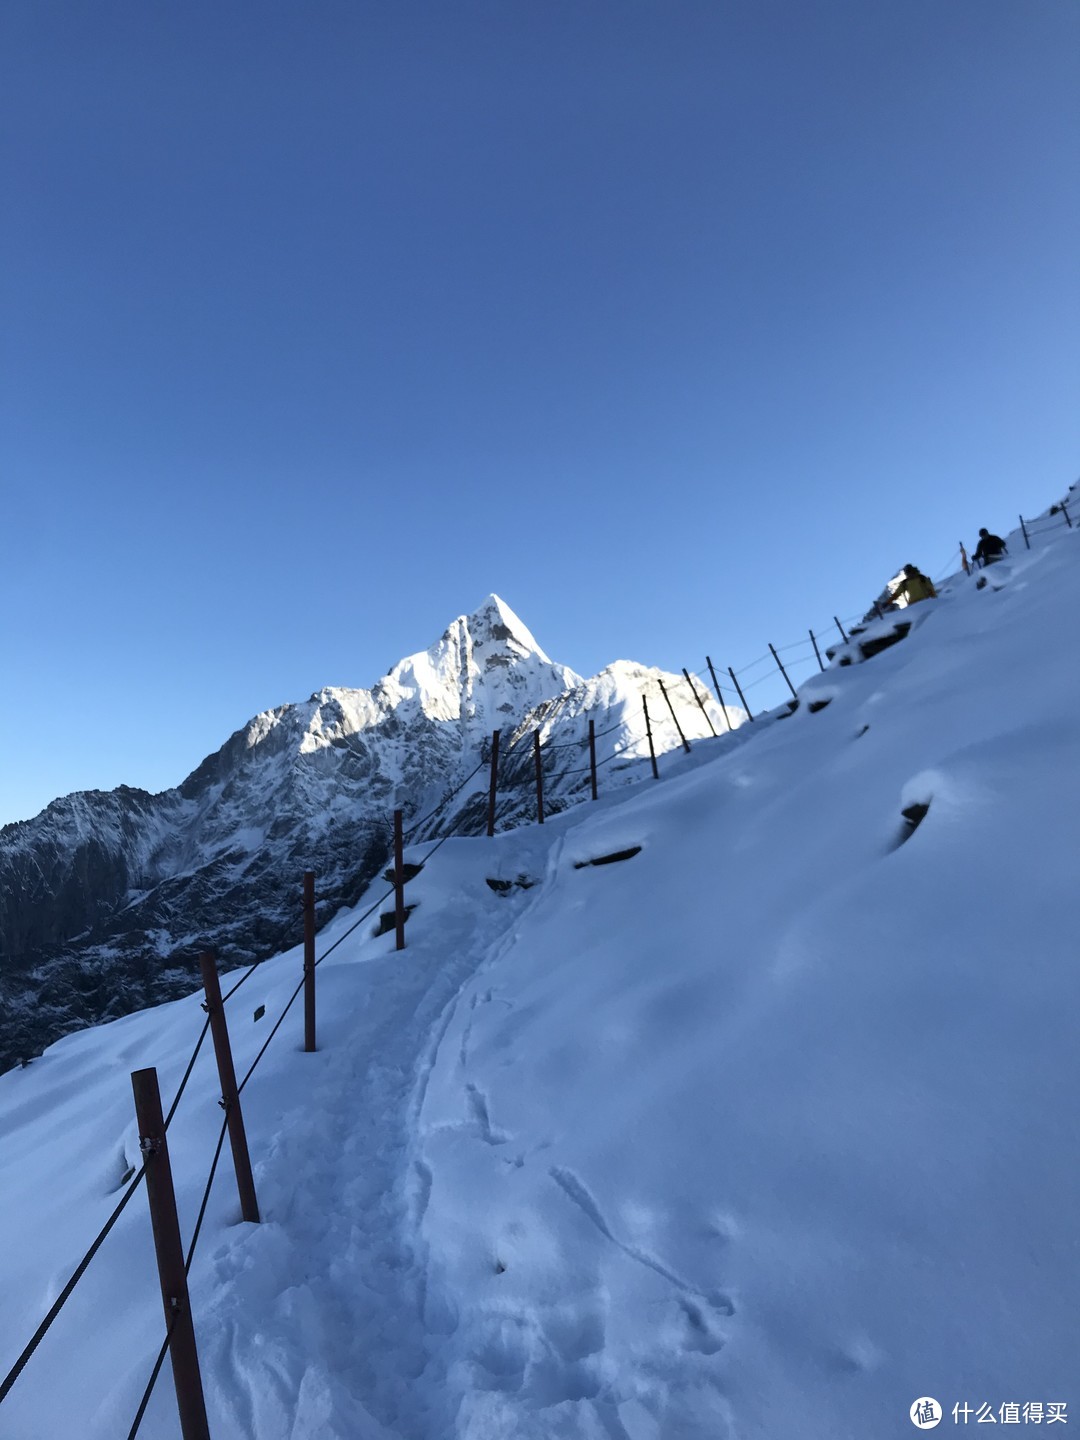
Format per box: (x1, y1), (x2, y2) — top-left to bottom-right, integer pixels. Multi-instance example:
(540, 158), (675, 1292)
(1019, 514), (1031, 549)
(705, 656), (732, 732)
(303, 871), (316, 1052)
(728, 666), (754, 721)
(486, 730), (500, 837)
(833, 616), (848, 643)
(199, 954), (260, 1224)
(809, 630), (825, 672)
(130, 1068), (211, 1440)
(533, 732), (545, 824)
(683, 669), (717, 736)
(768, 643), (799, 702)
(642, 696), (659, 779)
(658, 679), (690, 753)
(393, 809), (406, 950)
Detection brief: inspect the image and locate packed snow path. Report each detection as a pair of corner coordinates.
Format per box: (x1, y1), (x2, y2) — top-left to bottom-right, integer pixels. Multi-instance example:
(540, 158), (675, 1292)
(195, 868), (540, 1440)
(1, 521), (1077, 1438)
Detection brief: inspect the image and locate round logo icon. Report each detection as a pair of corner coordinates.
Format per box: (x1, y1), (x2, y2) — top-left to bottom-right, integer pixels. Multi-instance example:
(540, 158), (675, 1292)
(910, 1398), (942, 1429)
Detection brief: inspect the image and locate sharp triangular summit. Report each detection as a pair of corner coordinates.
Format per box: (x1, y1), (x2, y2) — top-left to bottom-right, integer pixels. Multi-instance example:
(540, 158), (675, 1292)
(460, 593), (552, 661)
(380, 595), (582, 739)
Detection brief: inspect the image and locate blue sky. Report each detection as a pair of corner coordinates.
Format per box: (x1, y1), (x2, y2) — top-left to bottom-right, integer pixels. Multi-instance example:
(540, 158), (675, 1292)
(2, 0), (1078, 827)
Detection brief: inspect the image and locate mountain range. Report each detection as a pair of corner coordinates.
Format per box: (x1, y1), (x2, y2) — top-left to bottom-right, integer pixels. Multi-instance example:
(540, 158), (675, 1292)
(0, 596), (731, 1073)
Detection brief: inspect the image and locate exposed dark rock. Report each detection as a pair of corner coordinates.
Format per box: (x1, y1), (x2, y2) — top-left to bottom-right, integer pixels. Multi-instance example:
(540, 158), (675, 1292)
(895, 801), (931, 848)
(857, 622), (911, 661)
(901, 802), (930, 830)
(374, 904), (418, 937)
(572, 846), (643, 869)
(485, 876), (537, 894)
(381, 862), (425, 885)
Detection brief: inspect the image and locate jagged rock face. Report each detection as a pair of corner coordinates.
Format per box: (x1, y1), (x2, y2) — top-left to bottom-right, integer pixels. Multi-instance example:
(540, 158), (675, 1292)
(0, 597), (733, 1073)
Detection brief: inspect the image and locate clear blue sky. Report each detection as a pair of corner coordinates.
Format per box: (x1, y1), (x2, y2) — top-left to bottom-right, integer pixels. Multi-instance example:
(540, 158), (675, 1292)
(2, 0), (1077, 826)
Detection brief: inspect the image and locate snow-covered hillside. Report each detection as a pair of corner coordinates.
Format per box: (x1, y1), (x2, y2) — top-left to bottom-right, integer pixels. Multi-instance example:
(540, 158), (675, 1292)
(0, 517), (1076, 1439)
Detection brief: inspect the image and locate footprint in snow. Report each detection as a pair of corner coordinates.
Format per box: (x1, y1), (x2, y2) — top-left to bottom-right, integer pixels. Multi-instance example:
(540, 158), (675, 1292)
(466, 1084), (510, 1145)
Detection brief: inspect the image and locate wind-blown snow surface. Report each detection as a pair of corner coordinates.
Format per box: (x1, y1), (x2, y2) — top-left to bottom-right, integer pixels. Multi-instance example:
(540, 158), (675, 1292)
(1, 528), (1077, 1439)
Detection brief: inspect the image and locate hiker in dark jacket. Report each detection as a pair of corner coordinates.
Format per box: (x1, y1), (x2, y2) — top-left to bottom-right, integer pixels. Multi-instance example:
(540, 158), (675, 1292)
(972, 528), (1007, 566)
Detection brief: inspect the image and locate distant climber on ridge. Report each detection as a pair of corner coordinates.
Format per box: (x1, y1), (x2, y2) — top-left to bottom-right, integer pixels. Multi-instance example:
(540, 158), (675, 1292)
(972, 528), (1008, 566)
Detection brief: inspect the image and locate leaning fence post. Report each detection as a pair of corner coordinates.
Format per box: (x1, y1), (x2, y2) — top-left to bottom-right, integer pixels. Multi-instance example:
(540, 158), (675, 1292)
(130, 1068), (211, 1440)
(834, 615), (848, 643)
(768, 643), (799, 702)
(705, 656), (732, 731)
(642, 696), (659, 779)
(199, 954), (260, 1224)
(588, 720), (598, 800)
(1019, 514), (1031, 550)
(728, 666), (754, 721)
(393, 809), (406, 950)
(486, 730), (500, 837)
(1060, 501), (1073, 529)
(658, 679), (691, 753)
(683, 669), (717, 736)
(533, 732), (545, 824)
(809, 630), (825, 673)
(303, 871), (316, 1052)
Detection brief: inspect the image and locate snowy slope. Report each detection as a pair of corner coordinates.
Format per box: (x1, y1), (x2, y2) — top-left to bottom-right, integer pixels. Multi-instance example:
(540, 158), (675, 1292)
(0, 522), (1076, 1439)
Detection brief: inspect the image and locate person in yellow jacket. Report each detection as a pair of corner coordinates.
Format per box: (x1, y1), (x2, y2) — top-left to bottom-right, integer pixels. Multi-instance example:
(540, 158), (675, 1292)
(893, 564), (937, 606)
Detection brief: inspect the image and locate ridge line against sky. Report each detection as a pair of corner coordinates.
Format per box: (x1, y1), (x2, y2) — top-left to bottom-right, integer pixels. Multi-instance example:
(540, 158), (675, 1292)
(2, 0), (1078, 826)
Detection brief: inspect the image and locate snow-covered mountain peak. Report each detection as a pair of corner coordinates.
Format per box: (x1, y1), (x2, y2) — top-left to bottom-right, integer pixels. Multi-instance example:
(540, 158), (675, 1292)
(217, 598), (577, 763)
(460, 593), (550, 662)
(379, 595), (583, 736)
